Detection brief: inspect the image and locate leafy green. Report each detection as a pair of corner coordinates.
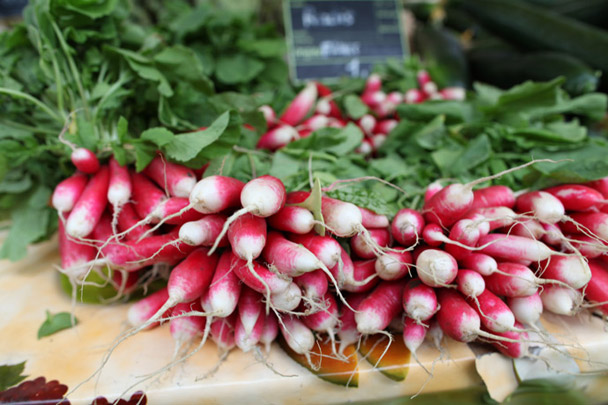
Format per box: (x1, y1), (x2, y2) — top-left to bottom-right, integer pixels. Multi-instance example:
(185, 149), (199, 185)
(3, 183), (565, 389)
(37, 311), (78, 339)
(0, 361), (28, 392)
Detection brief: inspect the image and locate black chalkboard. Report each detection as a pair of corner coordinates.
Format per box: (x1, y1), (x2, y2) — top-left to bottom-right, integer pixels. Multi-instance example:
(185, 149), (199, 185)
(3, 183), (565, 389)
(0, 0), (27, 17)
(284, 0), (407, 82)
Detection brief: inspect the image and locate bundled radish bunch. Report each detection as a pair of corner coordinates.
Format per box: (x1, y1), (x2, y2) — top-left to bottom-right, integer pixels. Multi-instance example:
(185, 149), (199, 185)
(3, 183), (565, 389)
(52, 147), (608, 369)
(256, 70), (465, 155)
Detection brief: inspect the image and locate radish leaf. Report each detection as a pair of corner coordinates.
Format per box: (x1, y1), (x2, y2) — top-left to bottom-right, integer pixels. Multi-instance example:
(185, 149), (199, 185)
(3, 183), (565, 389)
(0, 361), (27, 391)
(37, 311), (78, 339)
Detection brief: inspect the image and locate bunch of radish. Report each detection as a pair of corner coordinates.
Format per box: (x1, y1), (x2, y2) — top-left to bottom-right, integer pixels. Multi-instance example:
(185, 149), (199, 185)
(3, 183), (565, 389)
(51, 144), (608, 370)
(255, 70), (465, 155)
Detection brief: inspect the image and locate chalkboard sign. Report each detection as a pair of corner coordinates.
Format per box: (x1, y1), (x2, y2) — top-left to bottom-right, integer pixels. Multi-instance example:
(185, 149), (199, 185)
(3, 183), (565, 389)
(0, 0), (27, 17)
(283, 0), (407, 82)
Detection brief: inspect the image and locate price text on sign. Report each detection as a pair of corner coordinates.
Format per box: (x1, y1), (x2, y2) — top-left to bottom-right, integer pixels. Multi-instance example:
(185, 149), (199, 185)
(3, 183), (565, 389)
(284, 0), (407, 82)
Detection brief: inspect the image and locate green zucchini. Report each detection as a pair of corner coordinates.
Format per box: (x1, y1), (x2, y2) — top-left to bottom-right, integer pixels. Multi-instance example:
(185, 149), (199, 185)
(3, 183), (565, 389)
(468, 47), (600, 95)
(414, 25), (470, 88)
(454, 0), (608, 74)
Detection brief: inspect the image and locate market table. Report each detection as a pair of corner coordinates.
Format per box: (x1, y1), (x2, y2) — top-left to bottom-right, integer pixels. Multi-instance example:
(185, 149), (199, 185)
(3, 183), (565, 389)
(1, 239), (608, 404)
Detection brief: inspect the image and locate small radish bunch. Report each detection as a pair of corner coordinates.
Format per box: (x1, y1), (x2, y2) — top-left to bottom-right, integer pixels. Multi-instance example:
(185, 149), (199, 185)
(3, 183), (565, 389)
(255, 70), (465, 156)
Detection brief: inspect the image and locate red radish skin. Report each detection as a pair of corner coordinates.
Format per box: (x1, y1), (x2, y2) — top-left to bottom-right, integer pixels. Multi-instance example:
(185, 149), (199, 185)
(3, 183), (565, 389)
(415, 249), (459, 288)
(232, 256), (291, 295)
(585, 260), (608, 315)
(117, 203), (153, 241)
(460, 253), (498, 277)
(540, 285), (581, 316)
(108, 157), (132, 211)
(444, 219), (482, 260)
(357, 114), (377, 135)
(237, 287), (264, 336)
(235, 311), (264, 353)
(485, 262), (538, 297)
(166, 248), (218, 304)
(456, 269), (486, 298)
(71, 147), (100, 174)
(424, 183), (474, 227)
(515, 191), (565, 224)
(295, 270), (329, 302)
(541, 222), (564, 247)
(374, 119), (398, 135)
(565, 233), (606, 259)
(289, 233), (342, 269)
(127, 287), (171, 330)
(470, 185), (515, 210)
(279, 82), (317, 126)
(210, 314), (237, 351)
(537, 256), (591, 289)
(361, 91), (386, 109)
(262, 231), (323, 278)
(587, 177), (608, 198)
(391, 208), (425, 247)
(65, 166), (110, 238)
(350, 228), (390, 259)
(440, 87), (466, 101)
(561, 212), (608, 240)
(52, 173), (88, 213)
(436, 289), (482, 342)
(465, 206), (518, 234)
(280, 315), (315, 359)
(340, 258), (379, 293)
(301, 114), (330, 131)
(545, 184), (604, 211)
(321, 197), (363, 237)
(403, 317), (427, 356)
(190, 175), (245, 214)
(258, 105), (277, 127)
(315, 82), (343, 119)
(404, 88), (426, 104)
(402, 278), (439, 323)
(303, 292), (339, 334)
(58, 220), (96, 277)
(337, 293), (367, 353)
(130, 172), (166, 221)
(507, 293), (543, 325)
(478, 233), (553, 262)
(375, 250), (412, 281)
(143, 154), (196, 198)
(359, 207), (390, 229)
(202, 251), (241, 318)
(469, 289), (516, 333)
(422, 223), (445, 247)
(179, 214), (228, 247)
(363, 73), (382, 95)
(256, 125), (299, 150)
(154, 197), (204, 225)
(485, 322), (528, 358)
(228, 213), (267, 262)
(268, 206), (314, 234)
(509, 219), (545, 240)
(355, 280), (405, 334)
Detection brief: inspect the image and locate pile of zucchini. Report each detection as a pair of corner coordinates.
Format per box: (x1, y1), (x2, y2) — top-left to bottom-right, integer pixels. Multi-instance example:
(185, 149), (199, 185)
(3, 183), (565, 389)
(409, 0), (608, 96)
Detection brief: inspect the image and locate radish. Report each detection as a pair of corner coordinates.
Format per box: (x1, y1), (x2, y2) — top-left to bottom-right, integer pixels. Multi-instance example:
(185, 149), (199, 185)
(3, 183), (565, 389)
(402, 278), (438, 323)
(289, 233), (341, 269)
(536, 256), (591, 289)
(456, 269), (486, 299)
(544, 184), (604, 211)
(585, 260), (608, 315)
(509, 219), (545, 240)
(423, 183), (475, 227)
(280, 315), (316, 363)
(359, 207), (390, 229)
(478, 234), (553, 262)
(143, 154), (196, 198)
(350, 228), (390, 259)
(315, 82), (343, 119)
(507, 293), (543, 325)
(268, 206), (314, 234)
(201, 250), (241, 318)
(236, 287), (264, 336)
(361, 90), (386, 109)
(561, 212), (608, 240)
(210, 314), (237, 351)
(301, 114), (330, 131)
(337, 293), (366, 353)
(355, 280), (405, 334)
(424, 181), (443, 204)
(295, 270), (328, 303)
(170, 300), (206, 352)
(231, 256), (291, 296)
(363, 73), (382, 95)
(117, 203), (152, 241)
(129, 172), (167, 221)
(65, 166), (110, 238)
(375, 250), (412, 281)
(540, 285), (581, 316)
(302, 292), (339, 347)
(71, 147), (100, 174)
(279, 82), (317, 126)
(485, 262), (538, 297)
(235, 311), (265, 353)
(470, 185), (515, 210)
(127, 287), (171, 330)
(179, 214), (228, 247)
(405, 88), (427, 104)
(258, 105), (277, 127)
(107, 157), (131, 223)
(436, 289), (514, 343)
(227, 213), (267, 262)
(415, 249), (458, 287)
(256, 125), (299, 150)
(356, 114), (377, 135)
(403, 317), (427, 364)
(465, 206), (518, 235)
(541, 222), (564, 247)
(270, 282), (302, 312)
(58, 220), (97, 278)
(52, 173), (88, 213)
(468, 289), (516, 333)
(485, 322), (528, 359)
(440, 87), (466, 101)
(189, 175), (245, 214)
(374, 119), (398, 135)
(564, 233), (607, 259)
(339, 258), (379, 293)
(515, 190), (565, 224)
(260, 312), (279, 353)
(422, 223), (445, 247)
(459, 253), (498, 276)
(321, 197), (364, 238)
(210, 175), (285, 254)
